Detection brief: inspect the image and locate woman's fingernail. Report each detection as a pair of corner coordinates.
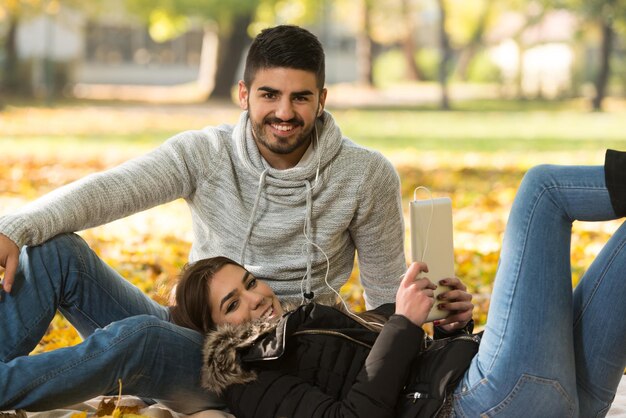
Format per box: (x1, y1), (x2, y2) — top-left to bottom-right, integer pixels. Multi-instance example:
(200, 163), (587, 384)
(433, 320), (440, 326)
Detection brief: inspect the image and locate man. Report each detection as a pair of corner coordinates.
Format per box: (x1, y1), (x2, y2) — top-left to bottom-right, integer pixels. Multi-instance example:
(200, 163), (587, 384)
(0, 25), (405, 412)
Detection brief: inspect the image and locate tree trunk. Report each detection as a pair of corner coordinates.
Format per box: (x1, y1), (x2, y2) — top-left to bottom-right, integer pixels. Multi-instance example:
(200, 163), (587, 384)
(436, 0), (451, 110)
(402, 0), (424, 81)
(197, 24), (219, 94)
(455, 45), (476, 83)
(2, 13), (20, 95)
(455, 0), (492, 81)
(592, 18), (614, 111)
(514, 38), (525, 99)
(356, 0), (374, 86)
(510, 7), (545, 100)
(210, 13), (253, 100)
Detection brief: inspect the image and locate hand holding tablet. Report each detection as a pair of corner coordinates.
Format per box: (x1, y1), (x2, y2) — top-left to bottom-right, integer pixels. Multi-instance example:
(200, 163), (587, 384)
(409, 195), (455, 322)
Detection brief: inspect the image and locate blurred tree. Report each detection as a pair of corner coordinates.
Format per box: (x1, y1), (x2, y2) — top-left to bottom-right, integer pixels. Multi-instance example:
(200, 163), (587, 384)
(513, 4), (546, 99)
(332, 0), (498, 89)
(585, 0), (626, 111)
(436, 0), (451, 110)
(556, 0), (626, 110)
(338, 0), (419, 85)
(435, 0), (497, 107)
(401, 0), (425, 81)
(592, 5), (615, 111)
(356, 0), (374, 86)
(487, 0), (547, 99)
(127, 0), (263, 100)
(1, 0), (21, 95)
(452, 0), (495, 81)
(0, 0), (103, 99)
(363, 0), (498, 104)
(126, 0), (332, 99)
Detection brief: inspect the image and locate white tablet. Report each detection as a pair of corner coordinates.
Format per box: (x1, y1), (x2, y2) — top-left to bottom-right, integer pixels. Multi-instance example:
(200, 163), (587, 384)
(409, 197), (455, 322)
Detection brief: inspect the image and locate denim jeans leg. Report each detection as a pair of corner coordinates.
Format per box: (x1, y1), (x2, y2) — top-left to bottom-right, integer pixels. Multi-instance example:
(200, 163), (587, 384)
(573, 220), (626, 417)
(0, 233), (223, 412)
(452, 165), (621, 417)
(1, 315), (224, 413)
(1, 233), (168, 361)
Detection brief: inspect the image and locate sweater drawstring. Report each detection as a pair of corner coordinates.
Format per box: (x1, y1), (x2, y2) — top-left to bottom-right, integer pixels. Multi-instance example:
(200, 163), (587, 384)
(241, 171), (317, 304)
(240, 169), (268, 265)
(302, 180), (315, 302)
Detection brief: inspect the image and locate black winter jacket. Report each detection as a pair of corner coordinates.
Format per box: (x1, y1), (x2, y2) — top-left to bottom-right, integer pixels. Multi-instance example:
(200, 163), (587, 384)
(202, 302), (431, 418)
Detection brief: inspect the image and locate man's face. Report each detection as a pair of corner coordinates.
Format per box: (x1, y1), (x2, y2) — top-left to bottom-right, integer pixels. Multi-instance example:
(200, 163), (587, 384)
(239, 67), (327, 168)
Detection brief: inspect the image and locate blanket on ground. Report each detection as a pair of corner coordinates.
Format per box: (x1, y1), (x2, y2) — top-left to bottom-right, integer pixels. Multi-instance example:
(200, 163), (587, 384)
(11, 375), (626, 418)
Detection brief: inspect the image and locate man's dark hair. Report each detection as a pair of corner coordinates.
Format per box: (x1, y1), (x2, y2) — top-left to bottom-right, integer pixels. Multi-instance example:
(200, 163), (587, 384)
(243, 25), (325, 89)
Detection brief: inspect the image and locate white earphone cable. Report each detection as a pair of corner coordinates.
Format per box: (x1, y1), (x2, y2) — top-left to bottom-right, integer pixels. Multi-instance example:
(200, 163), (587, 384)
(413, 186), (434, 263)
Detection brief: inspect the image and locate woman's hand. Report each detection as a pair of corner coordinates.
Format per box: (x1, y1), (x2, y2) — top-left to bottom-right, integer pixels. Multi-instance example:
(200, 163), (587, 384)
(432, 277), (474, 332)
(395, 262), (437, 326)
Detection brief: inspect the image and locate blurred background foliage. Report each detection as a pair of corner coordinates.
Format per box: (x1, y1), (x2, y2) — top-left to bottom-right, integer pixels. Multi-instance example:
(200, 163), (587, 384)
(2, 0), (626, 109)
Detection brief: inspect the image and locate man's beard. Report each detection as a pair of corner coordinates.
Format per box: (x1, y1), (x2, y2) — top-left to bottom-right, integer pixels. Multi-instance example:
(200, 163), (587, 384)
(251, 115), (315, 155)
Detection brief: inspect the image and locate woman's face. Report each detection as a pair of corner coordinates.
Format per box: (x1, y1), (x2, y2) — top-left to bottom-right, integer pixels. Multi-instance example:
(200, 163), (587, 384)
(208, 263), (283, 326)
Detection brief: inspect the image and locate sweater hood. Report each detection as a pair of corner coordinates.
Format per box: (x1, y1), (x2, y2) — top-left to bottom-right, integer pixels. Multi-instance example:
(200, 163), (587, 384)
(234, 111), (344, 299)
(232, 110), (343, 203)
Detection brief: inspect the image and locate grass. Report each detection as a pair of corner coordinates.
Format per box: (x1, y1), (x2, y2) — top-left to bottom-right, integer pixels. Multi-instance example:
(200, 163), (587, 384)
(3, 98), (625, 156)
(336, 109), (626, 153)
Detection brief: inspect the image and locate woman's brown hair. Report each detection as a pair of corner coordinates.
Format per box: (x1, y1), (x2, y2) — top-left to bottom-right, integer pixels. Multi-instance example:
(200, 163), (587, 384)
(170, 256), (243, 333)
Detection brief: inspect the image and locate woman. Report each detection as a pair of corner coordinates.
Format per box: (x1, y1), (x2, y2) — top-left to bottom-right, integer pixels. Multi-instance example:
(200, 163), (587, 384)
(173, 152), (626, 418)
(172, 256), (474, 418)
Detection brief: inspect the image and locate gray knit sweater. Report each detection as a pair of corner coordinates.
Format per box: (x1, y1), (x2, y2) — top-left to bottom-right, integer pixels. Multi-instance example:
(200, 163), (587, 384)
(0, 111), (406, 308)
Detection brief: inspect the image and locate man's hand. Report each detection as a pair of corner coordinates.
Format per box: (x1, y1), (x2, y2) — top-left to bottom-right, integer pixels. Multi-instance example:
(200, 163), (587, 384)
(432, 277), (474, 332)
(395, 262), (437, 326)
(0, 233), (20, 293)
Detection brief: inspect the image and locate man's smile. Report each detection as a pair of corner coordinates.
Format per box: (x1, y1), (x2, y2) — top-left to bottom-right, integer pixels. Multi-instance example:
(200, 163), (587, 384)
(271, 123), (295, 132)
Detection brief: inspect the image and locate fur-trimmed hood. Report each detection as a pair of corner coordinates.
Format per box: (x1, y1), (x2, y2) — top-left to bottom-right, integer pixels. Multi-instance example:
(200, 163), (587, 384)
(201, 300), (303, 395)
(201, 316), (280, 395)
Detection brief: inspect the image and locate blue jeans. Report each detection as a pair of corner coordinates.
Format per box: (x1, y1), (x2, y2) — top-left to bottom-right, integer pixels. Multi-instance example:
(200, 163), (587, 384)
(452, 165), (626, 418)
(0, 233), (224, 413)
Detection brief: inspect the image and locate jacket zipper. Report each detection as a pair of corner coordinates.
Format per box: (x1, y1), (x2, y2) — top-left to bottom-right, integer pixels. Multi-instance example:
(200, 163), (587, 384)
(424, 333), (482, 350)
(413, 332), (481, 416)
(292, 329), (374, 349)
